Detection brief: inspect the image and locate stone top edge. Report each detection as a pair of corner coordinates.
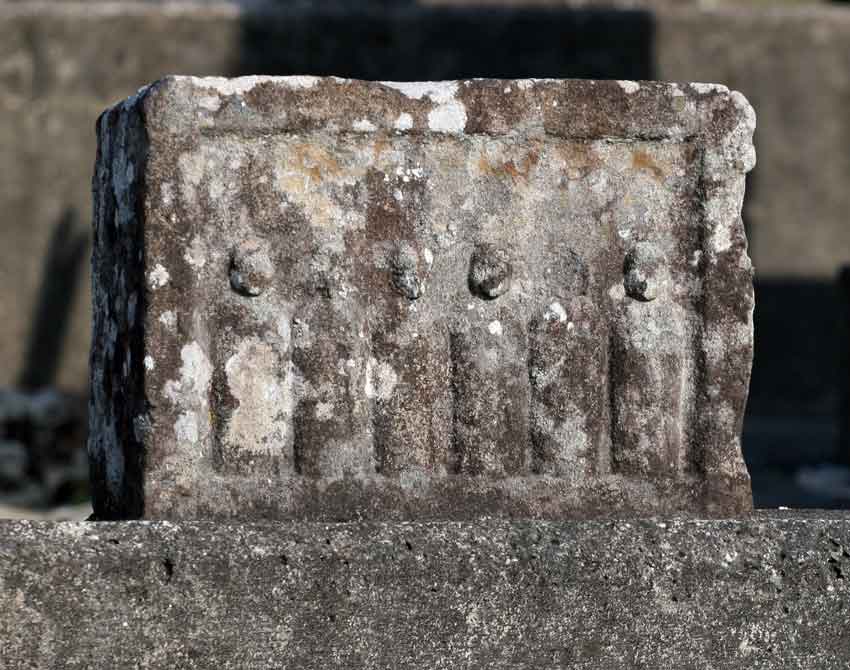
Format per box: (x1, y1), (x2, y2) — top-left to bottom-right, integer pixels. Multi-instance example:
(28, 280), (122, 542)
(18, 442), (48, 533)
(184, 74), (731, 97)
(112, 75), (755, 159)
(2, 511), (847, 531)
(151, 73), (742, 103)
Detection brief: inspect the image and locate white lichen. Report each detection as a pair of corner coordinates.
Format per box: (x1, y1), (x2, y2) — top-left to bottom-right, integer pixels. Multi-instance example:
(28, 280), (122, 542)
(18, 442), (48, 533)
(544, 302), (567, 323)
(197, 95), (221, 112)
(690, 82), (729, 95)
(277, 317), (291, 352)
(618, 80), (640, 95)
(148, 264), (170, 289)
(174, 412), (199, 443)
(382, 81), (456, 102)
(394, 113), (413, 131)
(159, 310), (177, 330)
(161, 182), (173, 208)
(364, 358), (398, 401)
(315, 402), (335, 421)
(352, 118), (377, 132)
(163, 342), (213, 409)
(184, 235), (206, 270)
(185, 75), (319, 96)
(382, 81), (467, 134)
(428, 100), (467, 133)
(224, 338), (293, 454)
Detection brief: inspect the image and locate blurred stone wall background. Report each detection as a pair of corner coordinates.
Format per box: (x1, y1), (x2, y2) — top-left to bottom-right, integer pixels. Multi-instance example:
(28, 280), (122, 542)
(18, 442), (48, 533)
(1, 0), (848, 514)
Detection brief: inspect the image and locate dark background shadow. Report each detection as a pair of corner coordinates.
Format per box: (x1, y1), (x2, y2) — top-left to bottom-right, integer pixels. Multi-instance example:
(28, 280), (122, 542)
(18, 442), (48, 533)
(237, 6), (655, 81)
(18, 208), (89, 392)
(4, 208), (88, 506)
(747, 278), (848, 507)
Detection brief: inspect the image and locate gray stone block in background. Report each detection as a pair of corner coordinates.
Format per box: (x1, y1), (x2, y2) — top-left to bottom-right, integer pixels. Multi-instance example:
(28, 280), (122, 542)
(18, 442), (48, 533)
(90, 76), (755, 520)
(2, 514), (850, 668)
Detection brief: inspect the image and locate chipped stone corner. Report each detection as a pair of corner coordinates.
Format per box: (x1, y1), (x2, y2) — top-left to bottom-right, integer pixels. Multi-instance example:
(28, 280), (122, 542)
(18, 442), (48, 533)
(696, 85), (757, 179)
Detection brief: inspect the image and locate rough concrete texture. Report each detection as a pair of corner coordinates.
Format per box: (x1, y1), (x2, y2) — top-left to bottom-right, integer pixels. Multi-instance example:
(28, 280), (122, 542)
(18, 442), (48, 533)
(90, 76), (755, 520)
(2, 513), (850, 668)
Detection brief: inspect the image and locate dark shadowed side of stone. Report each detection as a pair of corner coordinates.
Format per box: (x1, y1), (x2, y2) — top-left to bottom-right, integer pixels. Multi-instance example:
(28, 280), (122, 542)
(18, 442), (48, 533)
(1, 513), (850, 668)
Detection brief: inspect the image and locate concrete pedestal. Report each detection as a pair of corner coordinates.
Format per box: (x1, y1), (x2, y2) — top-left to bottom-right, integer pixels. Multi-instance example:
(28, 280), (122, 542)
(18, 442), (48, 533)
(2, 513), (848, 668)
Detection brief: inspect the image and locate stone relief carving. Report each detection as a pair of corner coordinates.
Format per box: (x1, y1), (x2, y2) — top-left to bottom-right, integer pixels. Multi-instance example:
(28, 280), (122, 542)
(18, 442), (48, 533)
(90, 76), (755, 519)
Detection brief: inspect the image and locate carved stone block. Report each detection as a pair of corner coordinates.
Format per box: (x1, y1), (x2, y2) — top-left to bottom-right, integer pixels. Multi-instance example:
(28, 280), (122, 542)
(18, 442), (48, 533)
(89, 76), (756, 519)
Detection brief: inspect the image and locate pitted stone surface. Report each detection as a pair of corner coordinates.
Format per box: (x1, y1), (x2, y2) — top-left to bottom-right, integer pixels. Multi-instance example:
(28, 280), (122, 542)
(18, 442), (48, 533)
(90, 76), (756, 520)
(2, 514), (850, 669)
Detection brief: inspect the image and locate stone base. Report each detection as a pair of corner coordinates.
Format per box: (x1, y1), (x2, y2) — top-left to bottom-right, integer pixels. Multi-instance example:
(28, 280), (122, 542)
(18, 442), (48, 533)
(142, 472), (753, 520)
(2, 513), (849, 668)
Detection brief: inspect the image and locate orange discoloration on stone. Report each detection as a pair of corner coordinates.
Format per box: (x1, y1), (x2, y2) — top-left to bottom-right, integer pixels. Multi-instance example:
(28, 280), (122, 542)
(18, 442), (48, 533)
(478, 148), (539, 182)
(632, 149), (667, 182)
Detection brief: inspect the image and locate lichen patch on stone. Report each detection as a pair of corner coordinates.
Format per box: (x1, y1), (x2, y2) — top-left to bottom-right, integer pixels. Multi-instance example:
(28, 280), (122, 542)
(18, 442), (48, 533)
(394, 113), (414, 131)
(148, 264), (170, 289)
(618, 80), (641, 95)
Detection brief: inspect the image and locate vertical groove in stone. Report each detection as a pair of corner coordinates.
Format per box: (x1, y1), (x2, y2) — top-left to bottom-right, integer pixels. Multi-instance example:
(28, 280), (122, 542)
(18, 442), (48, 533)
(690, 171), (711, 479)
(528, 297), (605, 478)
(292, 440), (303, 476)
(610, 297), (686, 477)
(369, 361), (384, 476)
(606, 327), (618, 475)
(448, 332), (463, 475)
(208, 333), (228, 474)
(199, 250), (301, 476)
(450, 318), (529, 476)
(525, 326), (536, 476)
(371, 327), (452, 476)
(679, 316), (700, 475)
(291, 304), (373, 479)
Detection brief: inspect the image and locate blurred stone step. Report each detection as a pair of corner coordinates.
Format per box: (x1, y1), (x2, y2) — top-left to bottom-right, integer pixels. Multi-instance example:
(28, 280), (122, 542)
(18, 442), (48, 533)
(0, 502), (91, 520)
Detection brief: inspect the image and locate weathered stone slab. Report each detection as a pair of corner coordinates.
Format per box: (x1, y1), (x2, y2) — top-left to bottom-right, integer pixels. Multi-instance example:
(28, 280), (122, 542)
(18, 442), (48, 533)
(2, 514), (850, 668)
(90, 76), (755, 519)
